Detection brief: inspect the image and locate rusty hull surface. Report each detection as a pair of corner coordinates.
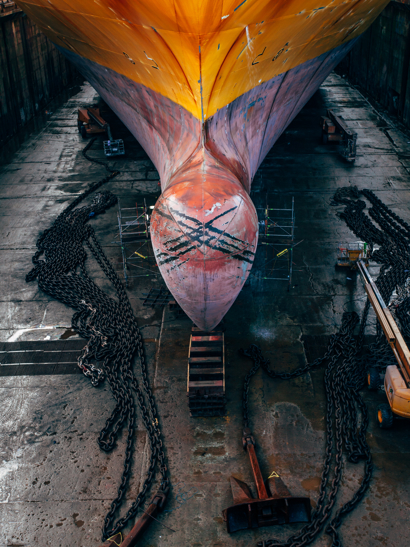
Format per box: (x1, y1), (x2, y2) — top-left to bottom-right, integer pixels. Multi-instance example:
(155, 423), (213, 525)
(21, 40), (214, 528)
(150, 150), (258, 330)
(1, 75), (410, 546)
(58, 40), (356, 330)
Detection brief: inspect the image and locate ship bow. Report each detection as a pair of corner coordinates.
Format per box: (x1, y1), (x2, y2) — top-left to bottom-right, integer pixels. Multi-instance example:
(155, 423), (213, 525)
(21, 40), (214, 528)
(150, 155), (258, 330)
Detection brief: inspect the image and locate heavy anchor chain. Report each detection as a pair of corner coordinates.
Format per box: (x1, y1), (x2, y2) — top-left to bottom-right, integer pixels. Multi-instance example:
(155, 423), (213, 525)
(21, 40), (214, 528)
(241, 186), (410, 547)
(26, 141), (170, 543)
(332, 186), (410, 368)
(241, 310), (371, 547)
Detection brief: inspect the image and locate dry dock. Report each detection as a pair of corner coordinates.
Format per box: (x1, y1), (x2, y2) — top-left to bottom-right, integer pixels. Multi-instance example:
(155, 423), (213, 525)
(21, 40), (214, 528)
(0, 73), (410, 547)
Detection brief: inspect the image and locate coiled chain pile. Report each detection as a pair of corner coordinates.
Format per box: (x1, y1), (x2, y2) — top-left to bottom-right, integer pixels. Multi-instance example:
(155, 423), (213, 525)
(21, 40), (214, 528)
(26, 137), (410, 547)
(241, 186), (410, 547)
(26, 140), (169, 541)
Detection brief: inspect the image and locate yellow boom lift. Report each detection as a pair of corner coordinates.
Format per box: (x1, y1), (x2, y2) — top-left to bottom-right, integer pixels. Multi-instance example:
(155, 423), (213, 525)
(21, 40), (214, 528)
(356, 259), (410, 428)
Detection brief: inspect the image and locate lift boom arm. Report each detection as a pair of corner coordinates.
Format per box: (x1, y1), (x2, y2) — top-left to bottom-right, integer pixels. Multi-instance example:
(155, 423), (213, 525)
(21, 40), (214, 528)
(86, 107), (113, 140)
(357, 260), (410, 385)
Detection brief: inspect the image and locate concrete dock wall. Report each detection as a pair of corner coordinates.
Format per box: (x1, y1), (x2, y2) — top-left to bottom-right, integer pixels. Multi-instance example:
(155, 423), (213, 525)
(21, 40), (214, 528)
(338, 1), (410, 127)
(0, 5), (80, 145)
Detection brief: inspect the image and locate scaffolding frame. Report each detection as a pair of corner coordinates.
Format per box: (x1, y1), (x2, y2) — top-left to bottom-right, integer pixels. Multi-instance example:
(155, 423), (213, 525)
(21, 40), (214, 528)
(140, 287), (173, 307)
(255, 195), (298, 289)
(113, 198), (159, 287)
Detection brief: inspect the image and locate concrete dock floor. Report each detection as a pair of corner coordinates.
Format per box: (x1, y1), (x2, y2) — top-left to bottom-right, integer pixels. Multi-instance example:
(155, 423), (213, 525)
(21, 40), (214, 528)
(1, 73), (410, 547)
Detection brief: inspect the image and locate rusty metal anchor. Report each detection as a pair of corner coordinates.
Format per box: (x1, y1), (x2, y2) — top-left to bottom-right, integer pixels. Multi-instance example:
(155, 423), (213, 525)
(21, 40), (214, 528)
(99, 488), (168, 547)
(222, 428), (311, 533)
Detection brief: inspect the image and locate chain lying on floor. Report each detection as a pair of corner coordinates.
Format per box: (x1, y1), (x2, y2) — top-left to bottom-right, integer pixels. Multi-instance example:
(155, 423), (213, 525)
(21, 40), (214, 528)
(26, 146), (410, 547)
(333, 186), (410, 370)
(242, 311), (371, 547)
(241, 186), (410, 547)
(26, 140), (169, 541)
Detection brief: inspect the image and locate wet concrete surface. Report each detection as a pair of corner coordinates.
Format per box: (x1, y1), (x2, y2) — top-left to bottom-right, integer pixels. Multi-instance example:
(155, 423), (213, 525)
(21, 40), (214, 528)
(1, 74), (410, 546)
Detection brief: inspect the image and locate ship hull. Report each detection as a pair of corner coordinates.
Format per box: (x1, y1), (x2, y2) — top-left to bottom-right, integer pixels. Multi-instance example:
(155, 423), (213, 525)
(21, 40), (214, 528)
(16, 0), (389, 329)
(58, 39), (356, 193)
(55, 40), (355, 329)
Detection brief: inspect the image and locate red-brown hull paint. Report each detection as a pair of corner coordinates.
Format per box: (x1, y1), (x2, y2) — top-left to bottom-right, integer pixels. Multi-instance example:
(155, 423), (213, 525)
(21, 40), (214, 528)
(150, 149), (258, 330)
(57, 39), (356, 329)
(205, 39), (358, 190)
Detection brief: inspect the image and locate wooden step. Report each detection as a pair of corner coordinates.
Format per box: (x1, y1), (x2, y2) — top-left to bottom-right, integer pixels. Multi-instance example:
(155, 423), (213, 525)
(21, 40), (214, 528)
(188, 327), (225, 416)
(189, 356), (222, 364)
(192, 334), (223, 342)
(191, 342), (223, 349)
(190, 346), (223, 353)
(189, 367), (223, 375)
(190, 362), (223, 370)
(188, 380), (223, 388)
(191, 328), (223, 336)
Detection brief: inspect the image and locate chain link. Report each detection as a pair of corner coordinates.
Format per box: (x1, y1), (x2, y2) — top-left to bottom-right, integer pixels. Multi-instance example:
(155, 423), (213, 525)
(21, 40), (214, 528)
(26, 143), (410, 547)
(26, 141), (169, 541)
(243, 186), (410, 547)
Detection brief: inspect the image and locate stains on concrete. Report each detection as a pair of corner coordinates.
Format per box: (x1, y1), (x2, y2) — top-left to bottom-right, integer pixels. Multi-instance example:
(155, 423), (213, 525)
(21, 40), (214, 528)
(1, 72), (410, 546)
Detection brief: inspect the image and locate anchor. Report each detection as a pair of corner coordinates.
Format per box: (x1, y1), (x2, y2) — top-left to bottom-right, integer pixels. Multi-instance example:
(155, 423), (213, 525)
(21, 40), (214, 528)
(99, 488), (168, 547)
(223, 428), (311, 533)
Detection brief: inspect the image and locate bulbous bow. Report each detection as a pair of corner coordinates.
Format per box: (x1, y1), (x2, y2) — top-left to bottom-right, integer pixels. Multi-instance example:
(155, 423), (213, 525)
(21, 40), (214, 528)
(150, 153), (258, 331)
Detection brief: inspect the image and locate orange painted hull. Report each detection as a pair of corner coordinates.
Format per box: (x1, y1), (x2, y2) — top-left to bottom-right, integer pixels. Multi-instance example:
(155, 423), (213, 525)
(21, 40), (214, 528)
(15, 0), (390, 329)
(55, 39), (357, 328)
